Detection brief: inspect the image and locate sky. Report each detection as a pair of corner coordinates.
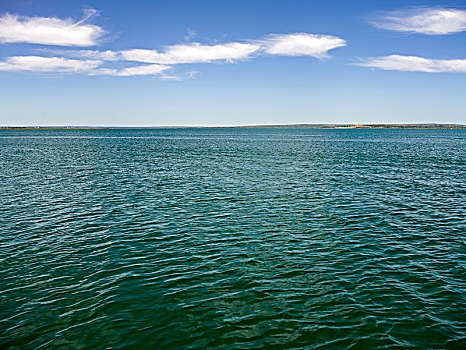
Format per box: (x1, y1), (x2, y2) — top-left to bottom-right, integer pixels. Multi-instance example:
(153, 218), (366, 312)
(0, 0), (465, 126)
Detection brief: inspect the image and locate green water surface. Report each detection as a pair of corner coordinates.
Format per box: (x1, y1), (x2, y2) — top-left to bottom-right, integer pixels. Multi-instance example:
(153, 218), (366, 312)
(1, 128), (465, 349)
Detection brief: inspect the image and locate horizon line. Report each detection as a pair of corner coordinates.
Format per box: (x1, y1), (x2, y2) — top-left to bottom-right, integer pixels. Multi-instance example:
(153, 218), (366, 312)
(1, 123), (465, 130)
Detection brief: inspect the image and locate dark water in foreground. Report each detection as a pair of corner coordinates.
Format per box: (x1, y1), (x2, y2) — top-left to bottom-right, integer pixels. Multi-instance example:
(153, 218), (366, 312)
(1, 128), (465, 349)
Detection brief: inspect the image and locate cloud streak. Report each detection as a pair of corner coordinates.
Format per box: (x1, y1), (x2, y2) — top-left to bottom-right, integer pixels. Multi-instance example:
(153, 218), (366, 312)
(117, 34), (346, 63)
(260, 33), (346, 58)
(356, 55), (466, 73)
(0, 56), (101, 72)
(47, 33), (346, 66)
(52, 49), (120, 60)
(94, 64), (170, 76)
(120, 42), (262, 64)
(371, 8), (466, 35)
(0, 11), (105, 46)
(0, 55), (171, 76)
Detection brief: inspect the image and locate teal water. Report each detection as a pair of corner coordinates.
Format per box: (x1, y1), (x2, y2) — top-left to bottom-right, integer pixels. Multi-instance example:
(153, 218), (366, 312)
(1, 128), (465, 349)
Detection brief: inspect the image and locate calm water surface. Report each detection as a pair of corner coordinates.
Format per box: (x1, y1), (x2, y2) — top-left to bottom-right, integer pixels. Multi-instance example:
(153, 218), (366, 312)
(1, 129), (465, 349)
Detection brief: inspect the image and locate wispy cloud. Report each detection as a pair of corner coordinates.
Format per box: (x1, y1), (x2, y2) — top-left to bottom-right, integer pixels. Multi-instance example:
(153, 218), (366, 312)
(0, 10), (105, 46)
(356, 55), (466, 73)
(0, 56), (101, 72)
(156, 70), (199, 81)
(184, 28), (197, 41)
(260, 33), (346, 58)
(105, 64), (170, 76)
(0, 55), (171, 76)
(0, 16), (347, 78)
(48, 49), (120, 60)
(120, 42), (261, 64)
(49, 33), (346, 65)
(371, 8), (466, 35)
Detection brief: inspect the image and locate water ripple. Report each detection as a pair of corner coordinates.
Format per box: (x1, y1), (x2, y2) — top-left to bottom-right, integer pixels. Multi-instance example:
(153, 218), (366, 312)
(1, 128), (465, 349)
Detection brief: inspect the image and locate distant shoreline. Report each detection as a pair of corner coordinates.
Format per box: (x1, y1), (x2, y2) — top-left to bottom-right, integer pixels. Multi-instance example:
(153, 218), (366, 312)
(1, 124), (465, 130)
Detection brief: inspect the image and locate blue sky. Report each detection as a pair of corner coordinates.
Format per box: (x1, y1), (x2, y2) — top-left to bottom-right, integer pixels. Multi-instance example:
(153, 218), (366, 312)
(0, 0), (465, 126)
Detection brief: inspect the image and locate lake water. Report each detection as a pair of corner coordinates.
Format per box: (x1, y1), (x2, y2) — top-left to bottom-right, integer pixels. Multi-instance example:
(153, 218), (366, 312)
(1, 128), (465, 349)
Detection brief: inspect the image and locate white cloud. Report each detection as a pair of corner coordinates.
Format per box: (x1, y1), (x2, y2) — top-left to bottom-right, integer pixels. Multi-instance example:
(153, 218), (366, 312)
(0, 55), (170, 76)
(159, 74), (183, 81)
(356, 55), (466, 73)
(0, 56), (101, 72)
(114, 64), (170, 76)
(121, 42), (261, 64)
(62, 49), (119, 60)
(260, 33), (346, 58)
(90, 64), (170, 76)
(119, 33), (346, 64)
(0, 11), (105, 46)
(158, 70), (199, 81)
(371, 8), (466, 35)
(0, 29), (347, 78)
(27, 32), (346, 68)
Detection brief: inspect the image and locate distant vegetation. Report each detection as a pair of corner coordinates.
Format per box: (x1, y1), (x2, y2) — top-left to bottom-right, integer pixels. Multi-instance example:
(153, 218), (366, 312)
(1, 124), (465, 130)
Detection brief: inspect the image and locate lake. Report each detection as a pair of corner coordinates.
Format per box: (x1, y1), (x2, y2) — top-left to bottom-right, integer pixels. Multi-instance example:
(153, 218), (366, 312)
(1, 128), (465, 349)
